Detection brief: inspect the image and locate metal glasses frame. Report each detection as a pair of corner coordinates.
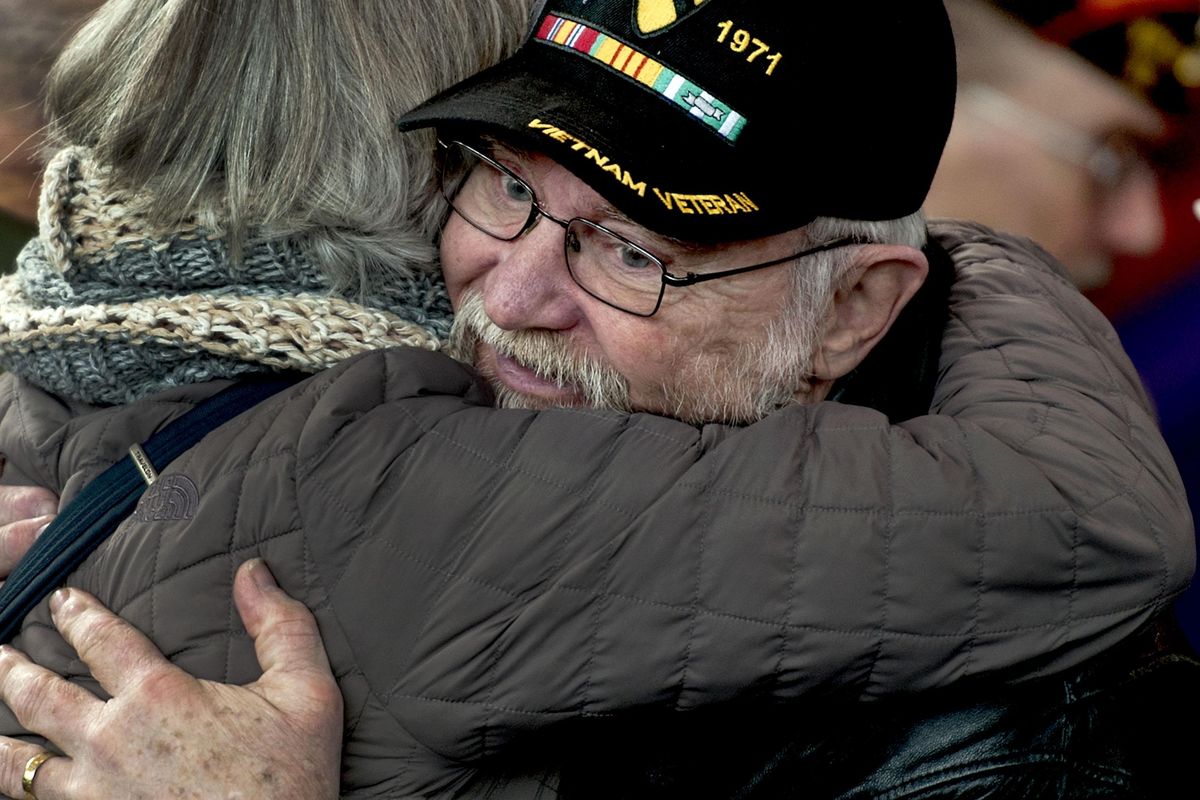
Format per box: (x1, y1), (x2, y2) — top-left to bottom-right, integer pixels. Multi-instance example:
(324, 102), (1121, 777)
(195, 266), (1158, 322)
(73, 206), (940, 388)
(439, 140), (861, 317)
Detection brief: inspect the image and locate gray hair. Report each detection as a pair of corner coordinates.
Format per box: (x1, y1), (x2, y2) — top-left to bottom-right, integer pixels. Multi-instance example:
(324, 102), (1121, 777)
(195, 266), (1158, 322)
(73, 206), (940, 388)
(768, 211), (929, 396)
(797, 211), (928, 318)
(44, 0), (531, 291)
(664, 211), (927, 424)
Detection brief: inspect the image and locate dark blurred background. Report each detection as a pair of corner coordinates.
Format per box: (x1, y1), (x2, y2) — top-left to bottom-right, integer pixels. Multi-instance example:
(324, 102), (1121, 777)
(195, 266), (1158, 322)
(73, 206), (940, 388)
(0, 0), (102, 271)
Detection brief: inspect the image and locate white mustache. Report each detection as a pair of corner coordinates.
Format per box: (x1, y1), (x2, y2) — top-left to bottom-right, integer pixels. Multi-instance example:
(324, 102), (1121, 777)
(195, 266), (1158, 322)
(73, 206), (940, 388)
(447, 290), (631, 411)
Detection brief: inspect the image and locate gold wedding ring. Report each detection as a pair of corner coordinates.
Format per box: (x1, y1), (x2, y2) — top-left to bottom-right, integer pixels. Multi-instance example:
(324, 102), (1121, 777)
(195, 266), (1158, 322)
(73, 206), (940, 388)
(22, 750), (56, 800)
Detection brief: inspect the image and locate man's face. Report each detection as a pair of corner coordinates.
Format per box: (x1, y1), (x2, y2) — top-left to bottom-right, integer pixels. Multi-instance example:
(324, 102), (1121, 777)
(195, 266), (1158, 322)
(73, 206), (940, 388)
(440, 143), (824, 424)
(926, 46), (1166, 289)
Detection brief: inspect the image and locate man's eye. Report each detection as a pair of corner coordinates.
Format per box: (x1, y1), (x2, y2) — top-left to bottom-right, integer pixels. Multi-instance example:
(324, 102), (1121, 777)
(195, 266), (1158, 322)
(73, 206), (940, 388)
(501, 175), (532, 203)
(619, 245), (654, 270)
(566, 229), (583, 254)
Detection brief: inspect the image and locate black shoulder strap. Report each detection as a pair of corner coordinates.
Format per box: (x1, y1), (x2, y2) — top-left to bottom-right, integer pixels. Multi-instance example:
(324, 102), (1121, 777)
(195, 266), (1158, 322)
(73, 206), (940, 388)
(0, 374), (301, 644)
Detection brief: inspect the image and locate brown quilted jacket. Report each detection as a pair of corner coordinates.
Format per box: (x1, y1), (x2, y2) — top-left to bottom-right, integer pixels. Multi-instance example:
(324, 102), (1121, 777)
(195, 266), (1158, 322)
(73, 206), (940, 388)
(0, 223), (1192, 797)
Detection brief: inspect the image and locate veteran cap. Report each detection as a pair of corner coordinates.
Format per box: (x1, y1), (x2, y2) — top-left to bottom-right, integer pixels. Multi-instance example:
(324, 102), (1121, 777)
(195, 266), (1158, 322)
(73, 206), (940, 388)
(991, 1), (1200, 114)
(398, 0), (957, 243)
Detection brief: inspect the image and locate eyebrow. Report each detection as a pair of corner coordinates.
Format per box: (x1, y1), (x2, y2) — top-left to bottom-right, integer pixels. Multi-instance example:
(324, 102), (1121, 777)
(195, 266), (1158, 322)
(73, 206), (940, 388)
(479, 135), (533, 162)
(591, 198), (638, 229)
(591, 198), (709, 254)
(477, 135), (707, 254)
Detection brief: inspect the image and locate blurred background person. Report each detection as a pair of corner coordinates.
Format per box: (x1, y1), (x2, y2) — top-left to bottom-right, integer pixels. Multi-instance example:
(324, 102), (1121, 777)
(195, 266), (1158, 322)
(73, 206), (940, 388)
(925, 0), (1196, 290)
(0, 0), (102, 270)
(929, 0), (1200, 646)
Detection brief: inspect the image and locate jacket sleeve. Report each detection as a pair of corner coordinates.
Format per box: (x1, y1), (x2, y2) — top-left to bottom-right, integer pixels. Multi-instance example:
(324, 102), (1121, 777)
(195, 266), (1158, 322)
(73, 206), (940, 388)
(293, 227), (1194, 764)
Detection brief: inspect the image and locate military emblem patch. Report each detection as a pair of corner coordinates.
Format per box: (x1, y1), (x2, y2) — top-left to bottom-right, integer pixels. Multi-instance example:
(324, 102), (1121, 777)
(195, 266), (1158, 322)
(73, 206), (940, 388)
(635, 0), (712, 36)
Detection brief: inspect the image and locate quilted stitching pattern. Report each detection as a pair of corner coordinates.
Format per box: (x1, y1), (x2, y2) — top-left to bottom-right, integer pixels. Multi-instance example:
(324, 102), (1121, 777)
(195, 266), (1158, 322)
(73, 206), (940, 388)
(0, 223), (1191, 797)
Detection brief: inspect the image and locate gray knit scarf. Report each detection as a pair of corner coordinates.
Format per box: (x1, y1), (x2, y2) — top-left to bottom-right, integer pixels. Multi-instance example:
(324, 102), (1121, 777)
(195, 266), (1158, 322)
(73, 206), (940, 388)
(0, 147), (455, 405)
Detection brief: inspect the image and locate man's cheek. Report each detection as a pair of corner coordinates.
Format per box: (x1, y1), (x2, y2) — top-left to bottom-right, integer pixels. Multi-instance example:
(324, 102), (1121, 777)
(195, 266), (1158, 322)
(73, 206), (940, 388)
(438, 219), (479, 306)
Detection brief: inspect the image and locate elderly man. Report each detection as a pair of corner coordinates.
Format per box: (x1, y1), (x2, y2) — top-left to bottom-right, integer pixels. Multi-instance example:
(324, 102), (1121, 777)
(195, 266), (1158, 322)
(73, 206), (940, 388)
(0, 1), (1193, 798)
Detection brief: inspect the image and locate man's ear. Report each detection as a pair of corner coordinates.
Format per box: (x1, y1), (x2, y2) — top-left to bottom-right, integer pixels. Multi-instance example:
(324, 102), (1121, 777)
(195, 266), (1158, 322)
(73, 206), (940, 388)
(810, 245), (929, 382)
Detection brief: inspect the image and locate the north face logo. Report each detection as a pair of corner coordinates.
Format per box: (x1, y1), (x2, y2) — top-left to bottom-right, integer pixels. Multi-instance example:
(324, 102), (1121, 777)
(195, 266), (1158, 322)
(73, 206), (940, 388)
(133, 474), (200, 522)
(636, 0), (711, 35)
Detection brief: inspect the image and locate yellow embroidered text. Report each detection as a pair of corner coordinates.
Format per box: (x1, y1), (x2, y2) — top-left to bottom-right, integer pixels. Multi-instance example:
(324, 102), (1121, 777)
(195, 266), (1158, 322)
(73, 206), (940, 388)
(528, 119), (647, 197)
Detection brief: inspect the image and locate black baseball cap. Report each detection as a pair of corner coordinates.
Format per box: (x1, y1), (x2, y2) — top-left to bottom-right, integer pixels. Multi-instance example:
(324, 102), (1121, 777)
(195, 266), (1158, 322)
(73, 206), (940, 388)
(398, 0), (957, 243)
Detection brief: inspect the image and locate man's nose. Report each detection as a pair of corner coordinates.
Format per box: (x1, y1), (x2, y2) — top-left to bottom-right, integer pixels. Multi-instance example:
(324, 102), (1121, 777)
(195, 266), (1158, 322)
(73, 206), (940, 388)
(1099, 168), (1166, 258)
(482, 217), (584, 332)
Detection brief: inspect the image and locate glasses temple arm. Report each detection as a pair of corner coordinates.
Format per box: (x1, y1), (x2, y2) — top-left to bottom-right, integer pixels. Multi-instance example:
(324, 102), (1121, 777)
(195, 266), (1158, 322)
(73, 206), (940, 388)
(662, 237), (862, 287)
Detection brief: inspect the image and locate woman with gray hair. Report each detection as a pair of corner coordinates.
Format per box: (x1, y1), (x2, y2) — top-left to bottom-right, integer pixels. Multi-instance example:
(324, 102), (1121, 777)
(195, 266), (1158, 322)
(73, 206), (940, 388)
(0, 0), (529, 404)
(0, 0), (1191, 798)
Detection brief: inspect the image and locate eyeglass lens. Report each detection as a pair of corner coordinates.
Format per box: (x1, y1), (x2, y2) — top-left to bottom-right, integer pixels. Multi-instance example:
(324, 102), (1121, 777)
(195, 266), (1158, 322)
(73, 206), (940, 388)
(441, 142), (666, 316)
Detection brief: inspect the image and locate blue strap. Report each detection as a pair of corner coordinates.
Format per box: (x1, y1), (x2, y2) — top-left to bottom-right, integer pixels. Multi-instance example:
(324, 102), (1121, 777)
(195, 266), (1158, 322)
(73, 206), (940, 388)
(0, 375), (300, 644)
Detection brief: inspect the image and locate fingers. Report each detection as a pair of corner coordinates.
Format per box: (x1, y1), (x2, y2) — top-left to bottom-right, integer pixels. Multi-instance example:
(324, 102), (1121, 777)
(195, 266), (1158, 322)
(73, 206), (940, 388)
(0, 472), (59, 578)
(47, 589), (183, 699)
(234, 560), (332, 674)
(0, 480), (59, 529)
(0, 515), (52, 578)
(0, 737), (69, 800)
(0, 645), (99, 757)
(233, 560), (340, 713)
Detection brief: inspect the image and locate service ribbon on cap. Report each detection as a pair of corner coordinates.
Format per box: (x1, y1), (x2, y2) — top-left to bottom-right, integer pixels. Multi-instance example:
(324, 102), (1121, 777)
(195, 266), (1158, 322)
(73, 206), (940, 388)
(535, 13), (749, 141)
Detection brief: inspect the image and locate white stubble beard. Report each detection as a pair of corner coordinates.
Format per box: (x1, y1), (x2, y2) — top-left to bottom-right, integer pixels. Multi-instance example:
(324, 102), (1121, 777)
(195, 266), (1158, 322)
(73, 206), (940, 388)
(445, 289), (819, 425)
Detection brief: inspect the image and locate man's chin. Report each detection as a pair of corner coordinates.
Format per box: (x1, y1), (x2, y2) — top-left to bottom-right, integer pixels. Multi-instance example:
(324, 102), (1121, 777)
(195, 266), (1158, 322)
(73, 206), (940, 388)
(488, 375), (802, 424)
(491, 384), (582, 411)
(448, 290), (632, 413)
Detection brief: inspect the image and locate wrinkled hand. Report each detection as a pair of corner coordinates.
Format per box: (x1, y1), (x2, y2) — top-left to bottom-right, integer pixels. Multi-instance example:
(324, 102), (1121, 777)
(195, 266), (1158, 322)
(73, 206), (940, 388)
(0, 458), (58, 578)
(0, 560), (342, 800)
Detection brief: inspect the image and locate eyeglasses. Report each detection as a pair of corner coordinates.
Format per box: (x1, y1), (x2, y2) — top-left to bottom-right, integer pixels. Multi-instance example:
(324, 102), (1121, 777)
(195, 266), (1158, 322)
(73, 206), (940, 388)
(438, 140), (859, 317)
(960, 84), (1157, 197)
